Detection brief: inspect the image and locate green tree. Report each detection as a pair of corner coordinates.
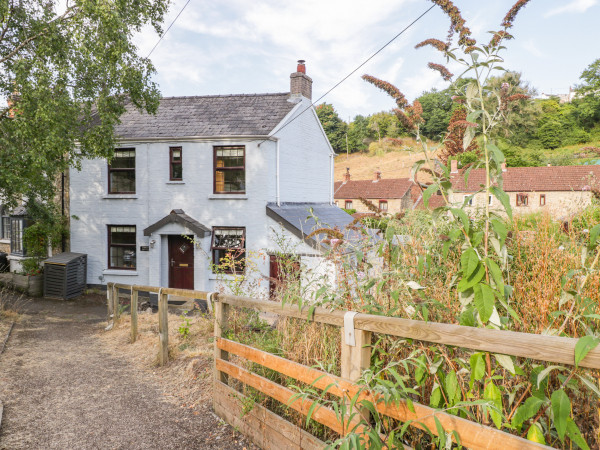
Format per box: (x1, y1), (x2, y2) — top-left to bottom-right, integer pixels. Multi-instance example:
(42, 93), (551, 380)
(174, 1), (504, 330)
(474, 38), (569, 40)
(416, 88), (454, 139)
(0, 0), (170, 205)
(577, 58), (600, 96)
(574, 58), (600, 129)
(347, 115), (372, 152)
(315, 103), (348, 153)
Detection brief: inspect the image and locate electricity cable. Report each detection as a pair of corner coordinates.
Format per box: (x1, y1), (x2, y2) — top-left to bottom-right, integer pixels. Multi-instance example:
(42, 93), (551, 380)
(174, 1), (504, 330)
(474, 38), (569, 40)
(263, 4), (435, 143)
(146, 0), (192, 58)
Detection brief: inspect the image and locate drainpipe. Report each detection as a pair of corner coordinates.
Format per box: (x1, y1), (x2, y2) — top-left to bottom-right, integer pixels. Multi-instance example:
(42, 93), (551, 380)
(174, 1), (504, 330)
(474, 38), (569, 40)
(329, 153), (334, 205)
(61, 170), (66, 252)
(276, 139), (281, 206)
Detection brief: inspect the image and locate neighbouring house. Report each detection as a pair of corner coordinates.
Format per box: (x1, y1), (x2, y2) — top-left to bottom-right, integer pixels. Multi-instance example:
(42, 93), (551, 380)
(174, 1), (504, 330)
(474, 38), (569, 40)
(334, 169), (418, 213)
(69, 61), (354, 296)
(448, 160), (600, 218)
(0, 204), (30, 272)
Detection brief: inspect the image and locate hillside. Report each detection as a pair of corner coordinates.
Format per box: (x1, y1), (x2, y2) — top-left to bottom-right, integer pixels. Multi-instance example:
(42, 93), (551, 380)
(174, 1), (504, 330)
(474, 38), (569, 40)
(334, 146), (440, 182)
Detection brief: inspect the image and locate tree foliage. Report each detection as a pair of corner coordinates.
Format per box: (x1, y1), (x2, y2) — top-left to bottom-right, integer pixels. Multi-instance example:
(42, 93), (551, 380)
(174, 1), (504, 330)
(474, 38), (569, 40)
(315, 102), (347, 153)
(0, 0), (170, 205)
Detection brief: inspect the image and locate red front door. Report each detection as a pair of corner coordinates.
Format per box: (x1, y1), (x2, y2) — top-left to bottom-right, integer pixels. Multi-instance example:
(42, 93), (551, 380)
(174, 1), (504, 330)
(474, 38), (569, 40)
(168, 235), (194, 289)
(269, 254), (300, 299)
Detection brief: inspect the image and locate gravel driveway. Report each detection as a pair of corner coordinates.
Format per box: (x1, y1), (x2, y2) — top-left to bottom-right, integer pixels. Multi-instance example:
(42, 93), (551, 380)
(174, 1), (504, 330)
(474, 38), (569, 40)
(0, 297), (252, 449)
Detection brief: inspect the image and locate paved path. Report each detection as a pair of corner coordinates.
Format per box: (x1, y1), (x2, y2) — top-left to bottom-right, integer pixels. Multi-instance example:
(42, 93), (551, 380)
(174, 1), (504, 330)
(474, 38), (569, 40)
(0, 298), (250, 449)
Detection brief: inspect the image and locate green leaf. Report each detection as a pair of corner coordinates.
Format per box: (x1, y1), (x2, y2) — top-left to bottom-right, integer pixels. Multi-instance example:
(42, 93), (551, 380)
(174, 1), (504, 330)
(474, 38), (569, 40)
(485, 258), (504, 293)
(483, 380), (503, 429)
(536, 365), (564, 389)
(487, 143), (505, 165)
(430, 384), (442, 408)
(566, 417), (591, 450)
(574, 335), (600, 368)
(457, 264), (485, 292)
(551, 389), (571, 441)
(450, 208), (470, 233)
(577, 374), (600, 398)
(461, 247), (480, 278)
(511, 396), (545, 430)
(526, 423), (546, 444)
(434, 416), (446, 446)
(445, 371), (460, 406)
(490, 218), (508, 244)
(493, 353), (515, 375)
(490, 186), (512, 220)
(474, 283), (495, 323)
(423, 183), (439, 208)
(469, 353), (486, 384)
(590, 224), (600, 247)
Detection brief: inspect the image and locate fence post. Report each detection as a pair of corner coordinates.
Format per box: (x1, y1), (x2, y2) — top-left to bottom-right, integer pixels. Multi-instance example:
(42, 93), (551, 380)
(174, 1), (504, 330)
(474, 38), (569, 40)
(158, 289), (169, 366)
(107, 282), (113, 322)
(214, 296), (229, 384)
(112, 284), (120, 324)
(130, 286), (138, 343)
(341, 316), (372, 432)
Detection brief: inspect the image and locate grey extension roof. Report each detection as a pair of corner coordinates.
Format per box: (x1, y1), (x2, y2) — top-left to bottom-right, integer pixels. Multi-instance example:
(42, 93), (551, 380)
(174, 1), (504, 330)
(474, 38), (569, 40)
(114, 93), (298, 139)
(143, 209), (211, 237)
(266, 203), (358, 250)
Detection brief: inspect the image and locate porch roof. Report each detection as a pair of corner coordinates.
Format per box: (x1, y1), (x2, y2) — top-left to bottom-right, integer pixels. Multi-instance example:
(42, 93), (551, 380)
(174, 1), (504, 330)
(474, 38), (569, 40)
(143, 209), (211, 237)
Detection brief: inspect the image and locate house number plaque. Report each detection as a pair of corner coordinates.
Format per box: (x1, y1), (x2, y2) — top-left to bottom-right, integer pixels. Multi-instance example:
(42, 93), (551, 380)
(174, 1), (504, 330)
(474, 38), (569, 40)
(140, 246), (150, 251)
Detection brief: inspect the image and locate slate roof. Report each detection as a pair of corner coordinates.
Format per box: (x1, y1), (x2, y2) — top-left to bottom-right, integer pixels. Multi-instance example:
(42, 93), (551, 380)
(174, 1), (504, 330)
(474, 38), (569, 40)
(143, 209), (211, 237)
(334, 178), (414, 199)
(266, 203), (358, 250)
(113, 93), (297, 139)
(451, 165), (600, 192)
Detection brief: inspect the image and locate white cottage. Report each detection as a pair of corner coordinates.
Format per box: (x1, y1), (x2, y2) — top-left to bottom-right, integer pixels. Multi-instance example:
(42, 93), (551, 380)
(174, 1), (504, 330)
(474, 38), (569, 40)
(69, 61), (353, 296)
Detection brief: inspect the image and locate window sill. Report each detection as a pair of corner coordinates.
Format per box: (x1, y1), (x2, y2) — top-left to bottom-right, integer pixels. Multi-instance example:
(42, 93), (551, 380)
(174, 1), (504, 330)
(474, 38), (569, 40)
(0, 239), (9, 244)
(103, 269), (138, 276)
(166, 181), (185, 185)
(102, 194), (138, 199)
(208, 194), (248, 200)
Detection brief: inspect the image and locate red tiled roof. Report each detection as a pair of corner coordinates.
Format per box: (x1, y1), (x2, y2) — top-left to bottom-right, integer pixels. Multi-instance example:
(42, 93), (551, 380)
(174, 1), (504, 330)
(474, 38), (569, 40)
(334, 178), (414, 199)
(451, 165), (600, 192)
(414, 194), (446, 210)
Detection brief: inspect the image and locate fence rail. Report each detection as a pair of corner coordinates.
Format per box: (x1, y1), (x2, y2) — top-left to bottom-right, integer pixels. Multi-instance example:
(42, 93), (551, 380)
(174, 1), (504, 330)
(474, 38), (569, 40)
(104, 282), (599, 449)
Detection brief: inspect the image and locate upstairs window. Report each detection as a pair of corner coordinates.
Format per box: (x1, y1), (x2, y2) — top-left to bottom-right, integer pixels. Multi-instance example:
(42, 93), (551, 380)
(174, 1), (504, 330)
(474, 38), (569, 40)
(345, 200), (353, 209)
(214, 146), (245, 193)
(540, 194), (546, 206)
(211, 227), (245, 273)
(464, 195), (473, 206)
(108, 148), (135, 194)
(108, 225), (136, 269)
(0, 207), (10, 240)
(170, 147), (182, 180)
(379, 200), (388, 211)
(516, 193), (529, 207)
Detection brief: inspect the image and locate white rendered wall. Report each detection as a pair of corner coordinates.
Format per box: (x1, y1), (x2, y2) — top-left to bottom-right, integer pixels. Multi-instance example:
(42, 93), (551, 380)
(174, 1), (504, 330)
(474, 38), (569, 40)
(69, 100), (336, 295)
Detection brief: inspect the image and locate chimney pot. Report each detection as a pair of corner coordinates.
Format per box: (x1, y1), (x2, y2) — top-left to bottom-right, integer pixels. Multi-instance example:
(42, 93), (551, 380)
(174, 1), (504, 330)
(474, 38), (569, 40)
(450, 159), (458, 174)
(290, 59), (312, 100)
(374, 169), (381, 182)
(343, 167), (351, 183)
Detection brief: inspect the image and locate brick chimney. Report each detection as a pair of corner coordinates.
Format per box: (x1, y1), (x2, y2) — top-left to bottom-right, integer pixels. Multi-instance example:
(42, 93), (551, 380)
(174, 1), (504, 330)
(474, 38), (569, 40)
(450, 159), (458, 174)
(501, 162), (507, 172)
(290, 59), (312, 100)
(373, 169), (381, 182)
(343, 167), (351, 183)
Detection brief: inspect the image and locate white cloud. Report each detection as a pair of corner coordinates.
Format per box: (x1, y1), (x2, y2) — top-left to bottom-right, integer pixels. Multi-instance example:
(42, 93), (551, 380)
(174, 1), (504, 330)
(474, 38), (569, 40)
(545, 0), (598, 17)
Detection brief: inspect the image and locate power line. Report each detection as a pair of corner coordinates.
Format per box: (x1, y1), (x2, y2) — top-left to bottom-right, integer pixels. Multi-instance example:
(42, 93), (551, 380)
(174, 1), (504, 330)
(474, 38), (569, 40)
(146, 0), (192, 59)
(266, 4), (435, 141)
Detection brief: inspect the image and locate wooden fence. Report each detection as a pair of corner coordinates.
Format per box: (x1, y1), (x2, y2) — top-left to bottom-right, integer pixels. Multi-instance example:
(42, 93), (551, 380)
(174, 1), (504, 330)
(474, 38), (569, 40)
(106, 283), (600, 449)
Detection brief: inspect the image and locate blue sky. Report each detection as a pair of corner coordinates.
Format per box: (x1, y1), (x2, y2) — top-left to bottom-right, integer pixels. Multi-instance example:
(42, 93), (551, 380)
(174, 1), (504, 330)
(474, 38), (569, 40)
(135, 0), (600, 121)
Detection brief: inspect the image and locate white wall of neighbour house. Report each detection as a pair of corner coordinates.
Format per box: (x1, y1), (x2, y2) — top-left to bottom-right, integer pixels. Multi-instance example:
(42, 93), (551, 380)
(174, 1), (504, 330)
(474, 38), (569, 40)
(450, 190), (594, 218)
(70, 98), (336, 295)
(276, 98), (334, 204)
